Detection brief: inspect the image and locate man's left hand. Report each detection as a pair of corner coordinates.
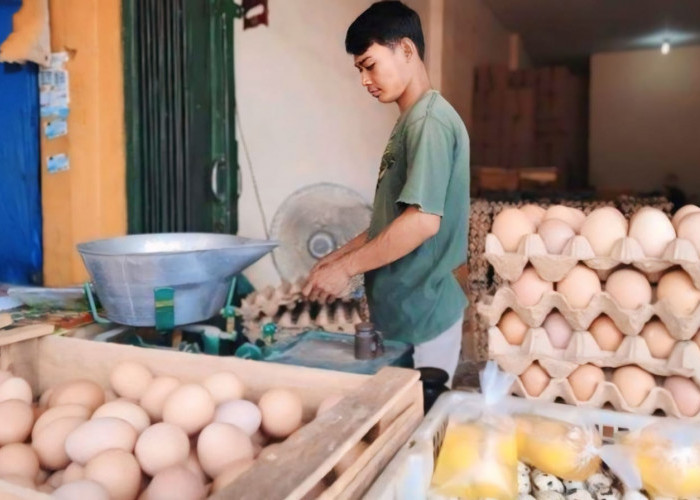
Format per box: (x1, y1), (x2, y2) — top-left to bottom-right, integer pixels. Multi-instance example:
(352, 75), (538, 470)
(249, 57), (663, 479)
(302, 260), (352, 303)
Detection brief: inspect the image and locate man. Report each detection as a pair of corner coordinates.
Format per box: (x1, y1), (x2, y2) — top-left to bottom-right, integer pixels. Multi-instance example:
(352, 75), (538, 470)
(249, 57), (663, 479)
(302, 1), (469, 385)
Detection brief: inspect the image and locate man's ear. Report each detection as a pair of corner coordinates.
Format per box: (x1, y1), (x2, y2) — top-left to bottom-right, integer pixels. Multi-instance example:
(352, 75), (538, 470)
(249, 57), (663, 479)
(400, 38), (414, 61)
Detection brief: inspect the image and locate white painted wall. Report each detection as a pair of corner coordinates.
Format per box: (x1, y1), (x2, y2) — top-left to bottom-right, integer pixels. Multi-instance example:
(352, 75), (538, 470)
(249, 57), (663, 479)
(590, 45), (700, 198)
(234, 0), (431, 287)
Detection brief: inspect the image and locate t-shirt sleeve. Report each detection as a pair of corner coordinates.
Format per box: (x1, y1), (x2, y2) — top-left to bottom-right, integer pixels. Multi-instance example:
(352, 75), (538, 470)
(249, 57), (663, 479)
(396, 117), (454, 216)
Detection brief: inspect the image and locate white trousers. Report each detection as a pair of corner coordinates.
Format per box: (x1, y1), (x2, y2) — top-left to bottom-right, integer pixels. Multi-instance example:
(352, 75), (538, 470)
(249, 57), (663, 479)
(412, 316), (463, 388)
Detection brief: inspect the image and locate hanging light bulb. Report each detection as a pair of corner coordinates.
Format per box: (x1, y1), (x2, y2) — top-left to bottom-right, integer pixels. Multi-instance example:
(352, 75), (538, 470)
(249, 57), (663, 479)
(661, 40), (671, 55)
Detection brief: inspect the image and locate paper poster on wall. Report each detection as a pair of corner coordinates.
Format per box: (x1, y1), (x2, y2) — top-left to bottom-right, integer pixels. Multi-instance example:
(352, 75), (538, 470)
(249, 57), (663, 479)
(39, 52), (69, 118)
(47, 153), (69, 174)
(44, 118), (67, 139)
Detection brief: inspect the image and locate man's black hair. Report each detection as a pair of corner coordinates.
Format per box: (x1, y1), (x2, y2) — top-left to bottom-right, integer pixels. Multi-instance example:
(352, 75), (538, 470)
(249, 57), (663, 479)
(345, 1), (425, 60)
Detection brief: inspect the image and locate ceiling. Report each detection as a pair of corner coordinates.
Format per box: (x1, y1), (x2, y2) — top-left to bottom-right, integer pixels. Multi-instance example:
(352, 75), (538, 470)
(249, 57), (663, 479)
(482, 0), (700, 67)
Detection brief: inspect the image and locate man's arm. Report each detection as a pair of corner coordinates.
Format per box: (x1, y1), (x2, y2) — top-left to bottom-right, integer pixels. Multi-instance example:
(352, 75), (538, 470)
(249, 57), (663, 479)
(303, 206), (440, 301)
(312, 230), (368, 269)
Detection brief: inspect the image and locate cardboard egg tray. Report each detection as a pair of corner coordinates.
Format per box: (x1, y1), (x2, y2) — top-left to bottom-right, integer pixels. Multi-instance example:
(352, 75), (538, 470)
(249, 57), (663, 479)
(477, 287), (700, 339)
(485, 233), (700, 286)
(508, 365), (695, 419)
(489, 326), (700, 383)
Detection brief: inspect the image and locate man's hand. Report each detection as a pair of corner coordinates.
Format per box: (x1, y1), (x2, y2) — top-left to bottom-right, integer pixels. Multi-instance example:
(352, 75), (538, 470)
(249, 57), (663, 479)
(302, 260), (351, 303)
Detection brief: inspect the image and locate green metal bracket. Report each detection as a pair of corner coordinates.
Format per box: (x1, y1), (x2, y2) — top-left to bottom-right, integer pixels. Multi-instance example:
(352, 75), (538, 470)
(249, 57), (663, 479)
(220, 277), (239, 340)
(262, 322), (277, 345)
(83, 283), (110, 324)
(234, 343), (263, 360)
(154, 287), (175, 331)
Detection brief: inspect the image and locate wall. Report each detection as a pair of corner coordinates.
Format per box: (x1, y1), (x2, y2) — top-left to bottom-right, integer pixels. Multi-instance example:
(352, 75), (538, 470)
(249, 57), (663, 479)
(235, 0), (432, 288)
(590, 45), (700, 198)
(41, 0), (126, 285)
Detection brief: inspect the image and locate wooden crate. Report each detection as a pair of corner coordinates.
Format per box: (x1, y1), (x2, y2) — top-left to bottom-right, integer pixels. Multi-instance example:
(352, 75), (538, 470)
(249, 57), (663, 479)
(0, 333), (423, 500)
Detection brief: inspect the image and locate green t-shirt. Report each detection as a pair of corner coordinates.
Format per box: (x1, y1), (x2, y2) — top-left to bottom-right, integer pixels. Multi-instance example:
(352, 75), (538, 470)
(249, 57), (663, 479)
(365, 90), (470, 345)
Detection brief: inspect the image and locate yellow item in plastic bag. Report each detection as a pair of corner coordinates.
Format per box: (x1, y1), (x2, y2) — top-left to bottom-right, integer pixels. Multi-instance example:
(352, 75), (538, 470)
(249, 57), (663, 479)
(516, 414), (602, 481)
(431, 420), (518, 499)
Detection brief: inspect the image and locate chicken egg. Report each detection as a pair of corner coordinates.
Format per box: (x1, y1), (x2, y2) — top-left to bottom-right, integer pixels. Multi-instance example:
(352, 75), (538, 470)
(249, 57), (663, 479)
(135, 422), (190, 476)
(65, 417), (137, 465)
(663, 376), (700, 417)
(110, 361), (153, 400)
(214, 399), (261, 435)
(589, 315), (624, 351)
(678, 212), (700, 255)
(49, 379), (105, 412)
(641, 321), (676, 358)
(52, 480), (110, 500)
(672, 204), (700, 231)
(92, 400), (150, 433)
(139, 376), (180, 422)
(0, 443), (39, 480)
(557, 265), (601, 309)
(162, 384), (215, 436)
(197, 422), (255, 478)
(543, 312), (573, 349)
(511, 267), (553, 307)
(145, 465), (207, 500)
(258, 388), (304, 439)
(84, 449), (141, 500)
(0, 377), (32, 404)
(183, 449), (207, 485)
(520, 363), (550, 397)
(657, 269), (700, 315)
(492, 207), (536, 252)
(0, 473), (35, 489)
(629, 207), (676, 258)
(568, 364), (605, 401)
(543, 205), (586, 232)
(0, 370), (13, 386)
(579, 207), (628, 256)
(520, 204), (546, 227)
(202, 372), (245, 405)
(32, 416), (86, 470)
(211, 459), (255, 494)
(497, 310), (529, 345)
(0, 399), (33, 445)
(605, 269), (653, 310)
(612, 366), (656, 407)
(32, 404), (91, 440)
(63, 462), (85, 484)
(538, 218), (575, 254)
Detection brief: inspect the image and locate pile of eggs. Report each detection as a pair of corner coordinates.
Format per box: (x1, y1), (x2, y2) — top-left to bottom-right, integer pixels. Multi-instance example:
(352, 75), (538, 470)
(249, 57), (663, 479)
(518, 461), (625, 500)
(492, 203), (700, 258)
(0, 363), (344, 499)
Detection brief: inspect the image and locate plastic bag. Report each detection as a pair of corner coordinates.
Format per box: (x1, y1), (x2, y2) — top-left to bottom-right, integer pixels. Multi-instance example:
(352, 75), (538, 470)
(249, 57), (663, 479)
(515, 414), (602, 481)
(430, 361), (518, 499)
(601, 420), (700, 498)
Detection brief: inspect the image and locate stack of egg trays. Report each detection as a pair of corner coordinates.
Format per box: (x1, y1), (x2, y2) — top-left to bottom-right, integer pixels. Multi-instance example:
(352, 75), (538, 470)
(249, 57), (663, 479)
(478, 231), (700, 419)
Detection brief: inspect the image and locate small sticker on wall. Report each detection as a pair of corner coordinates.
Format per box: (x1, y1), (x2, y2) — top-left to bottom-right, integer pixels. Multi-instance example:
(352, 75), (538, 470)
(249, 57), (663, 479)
(45, 118), (68, 139)
(47, 153), (69, 174)
(39, 52), (70, 118)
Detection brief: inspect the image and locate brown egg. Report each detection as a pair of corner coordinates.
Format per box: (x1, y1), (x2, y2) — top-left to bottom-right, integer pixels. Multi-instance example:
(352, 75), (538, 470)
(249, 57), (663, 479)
(664, 376), (700, 417)
(543, 205), (586, 232)
(605, 269), (652, 310)
(589, 315), (624, 351)
(197, 422), (255, 478)
(520, 363), (550, 397)
(214, 399), (261, 435)
(520, 204), (546, 227)
(183, 449), (207, 485)
(35, 468), (49, 485)
(84, 449), (141, 500)
(0, 377), (32, 404)
(110, 362), (153, 400)
(52, 479), (110, 500)
(580, 207), (628, 256)
(612, 366), (656, 407)
(49, 379), (105, 412)
(211, 459), (255, 494)
(641, 321), (676, 358)
(146, 465), (207, 500)
(657, 269), (700, 315)
(672, 204), (700, 230)
(0, 399), (34, 445)
(497, 310), (529, 345)
(568, 364), (605, 401)
(258, 388), (304, 439)
(32, 404), (91, 440)
(0, 443), (39, 480)
(0, 473), (35, 489)
(511, 267), (553, 307)
(335, 441), (369, 475)
(316, 394), (344, 418)
(47, 469), (65, 488)
(65, 417), (138, 465)
(492, 207), (536, 252)
(557, 265), (601, 309)
(0, 370), (13, 386)
(135, 422), (190, 476)
(63, 462), (85, 484)
(38, 387), (53, 409)
(629, 207), (676, 258)
(202, 372), (245, 405)
(93, 400), (150, 433)
(538, 218), (575, 254)
(679, 212), (700, 255)
(33, 416), (86, 470)
(139, 376), (180, 422)
(543, 312), (573, 349)
(162, 384), (215, 436)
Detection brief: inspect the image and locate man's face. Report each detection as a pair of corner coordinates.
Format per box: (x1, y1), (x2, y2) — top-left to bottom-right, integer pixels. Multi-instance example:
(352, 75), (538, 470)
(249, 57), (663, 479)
(353, 42), (409, 104)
